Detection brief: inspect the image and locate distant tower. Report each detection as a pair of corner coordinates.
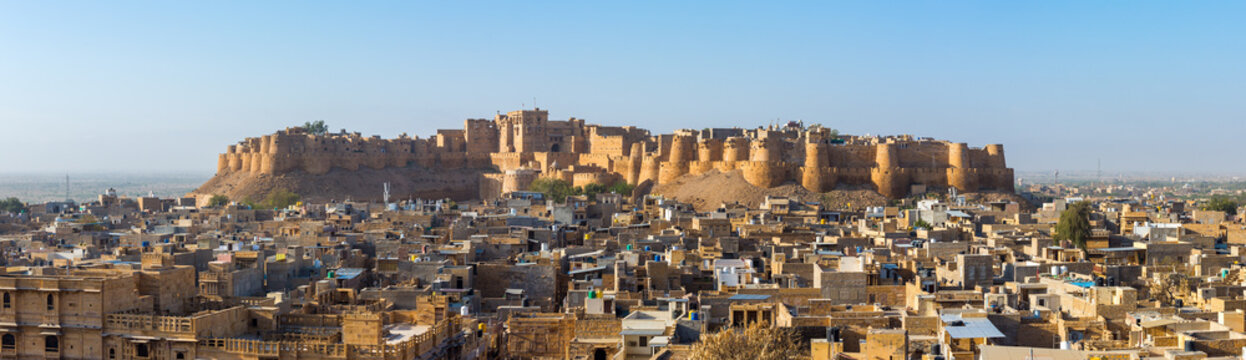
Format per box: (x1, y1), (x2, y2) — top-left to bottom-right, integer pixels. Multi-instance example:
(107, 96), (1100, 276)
(1097, 158), (1102, 186)
(65, 174), (70, 202)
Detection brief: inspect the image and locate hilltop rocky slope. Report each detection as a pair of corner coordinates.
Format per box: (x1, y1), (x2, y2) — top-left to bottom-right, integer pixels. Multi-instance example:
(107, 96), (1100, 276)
(192, 166), (489, 204)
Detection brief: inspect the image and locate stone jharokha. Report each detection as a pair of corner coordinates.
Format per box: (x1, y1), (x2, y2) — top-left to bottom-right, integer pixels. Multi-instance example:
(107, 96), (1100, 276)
(214, 108), (1014, 199)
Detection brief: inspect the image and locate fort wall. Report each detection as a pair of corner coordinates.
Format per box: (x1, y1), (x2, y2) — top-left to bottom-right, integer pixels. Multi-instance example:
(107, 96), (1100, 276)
(802, 142), (828, 192)
(212, 108), (1013, 199)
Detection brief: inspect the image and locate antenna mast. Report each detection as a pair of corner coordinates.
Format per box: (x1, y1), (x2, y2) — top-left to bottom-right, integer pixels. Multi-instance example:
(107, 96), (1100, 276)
(1097, 158), (1102, 186)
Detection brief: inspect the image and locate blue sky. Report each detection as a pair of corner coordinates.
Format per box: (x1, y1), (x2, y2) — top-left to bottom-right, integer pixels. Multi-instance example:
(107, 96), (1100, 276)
(1, 1), (1243, 174)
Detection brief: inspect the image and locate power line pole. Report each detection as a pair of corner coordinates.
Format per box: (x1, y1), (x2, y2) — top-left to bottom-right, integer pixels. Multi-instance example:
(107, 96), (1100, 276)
(1097, 158), (1102, 186)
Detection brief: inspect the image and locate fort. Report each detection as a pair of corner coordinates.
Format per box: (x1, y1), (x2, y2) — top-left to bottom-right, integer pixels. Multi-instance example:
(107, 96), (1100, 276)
(206, 108), (1013, 201)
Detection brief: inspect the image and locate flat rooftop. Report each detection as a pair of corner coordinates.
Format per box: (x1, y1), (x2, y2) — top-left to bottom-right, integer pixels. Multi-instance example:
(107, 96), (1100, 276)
(384, 324), (431, 345)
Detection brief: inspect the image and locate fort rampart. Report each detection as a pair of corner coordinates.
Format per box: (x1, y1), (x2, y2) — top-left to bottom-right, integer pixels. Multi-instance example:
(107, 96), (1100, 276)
(214, 109), (1013, 199)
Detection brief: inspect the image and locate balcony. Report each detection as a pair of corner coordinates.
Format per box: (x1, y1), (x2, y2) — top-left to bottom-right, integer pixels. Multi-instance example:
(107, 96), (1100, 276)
(105, 313), (194, 335)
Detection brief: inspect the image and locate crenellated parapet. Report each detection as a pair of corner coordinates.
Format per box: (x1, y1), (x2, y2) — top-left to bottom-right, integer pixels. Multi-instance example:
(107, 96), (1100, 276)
(657, 135), (696, 183)
(210, 108), (1014, 199)
(217, 128), (446, 176)
(740, 161), (785, 188)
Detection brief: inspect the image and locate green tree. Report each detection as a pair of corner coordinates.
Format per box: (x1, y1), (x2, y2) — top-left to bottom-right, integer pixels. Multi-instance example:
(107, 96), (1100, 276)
(913, 219), (933, 230)
(207, 194), (230, 208)
(241, 189), (300, 209)
(263, 189), (300, 209)
(528, 178), (576, 203)
(241, 195), (259, 209)
(607, 182), (635, 195)
(1055, 201), (1092, 250)
(582, 183), (609, 199)
(1202, 196), (1239, 216)
(302, 120), (329, 136)
(691, 323), (801, 360)
(0, 197), (25, 214)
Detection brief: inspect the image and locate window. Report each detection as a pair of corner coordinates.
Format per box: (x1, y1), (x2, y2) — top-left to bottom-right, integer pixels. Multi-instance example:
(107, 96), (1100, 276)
(176, 352), (185, 359)
(135, 343), (149, 357)
(2, 293), (8, 309)
(2, 334), (14, 350)
(44, 336), (57, 353)
(109, 348), (115, 359)
(46, 294), (54, 311)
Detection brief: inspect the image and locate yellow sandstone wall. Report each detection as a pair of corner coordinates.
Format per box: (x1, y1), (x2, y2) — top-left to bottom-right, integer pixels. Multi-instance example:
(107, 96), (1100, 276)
(212, 112), (1013, 199)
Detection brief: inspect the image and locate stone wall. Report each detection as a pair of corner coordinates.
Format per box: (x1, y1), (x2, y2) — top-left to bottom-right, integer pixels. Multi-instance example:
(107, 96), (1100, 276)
(212, 108), (1014, 200)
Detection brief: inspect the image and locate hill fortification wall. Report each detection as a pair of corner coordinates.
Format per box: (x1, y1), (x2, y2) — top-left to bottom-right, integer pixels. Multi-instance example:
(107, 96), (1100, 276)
(212, 109), (1014, 199)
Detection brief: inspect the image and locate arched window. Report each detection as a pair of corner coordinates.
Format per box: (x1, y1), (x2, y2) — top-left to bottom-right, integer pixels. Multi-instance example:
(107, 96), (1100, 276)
(2, 293), (9, 309)
(46, 294), (54, 311)
(109, 348), (115, 359)
(2, 334), (14, 350)
(176, 352), (185, 359)
(44, 336), (57, 353)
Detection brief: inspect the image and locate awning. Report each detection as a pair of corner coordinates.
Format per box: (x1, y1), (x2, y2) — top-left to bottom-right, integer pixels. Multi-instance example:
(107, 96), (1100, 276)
(620, 329), (665, 336)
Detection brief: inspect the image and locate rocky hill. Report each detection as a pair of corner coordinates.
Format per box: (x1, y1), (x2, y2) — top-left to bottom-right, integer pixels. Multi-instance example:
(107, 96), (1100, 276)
(192, 166), (490, 204)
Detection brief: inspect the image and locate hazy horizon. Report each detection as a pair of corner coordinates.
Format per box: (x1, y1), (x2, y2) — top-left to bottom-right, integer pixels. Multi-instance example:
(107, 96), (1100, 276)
(2, 2), (1244, 174)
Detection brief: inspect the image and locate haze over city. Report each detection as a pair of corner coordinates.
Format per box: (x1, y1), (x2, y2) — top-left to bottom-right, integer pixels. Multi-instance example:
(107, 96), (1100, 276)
(2, 1), (1244, 175)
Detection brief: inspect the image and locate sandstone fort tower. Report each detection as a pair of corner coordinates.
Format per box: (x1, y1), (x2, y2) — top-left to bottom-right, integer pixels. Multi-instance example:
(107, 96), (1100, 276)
(199, 108), (1014, 202)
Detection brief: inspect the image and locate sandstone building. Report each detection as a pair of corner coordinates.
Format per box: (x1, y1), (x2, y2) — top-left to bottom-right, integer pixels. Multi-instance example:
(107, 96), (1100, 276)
(207, 108), (1013, 201)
